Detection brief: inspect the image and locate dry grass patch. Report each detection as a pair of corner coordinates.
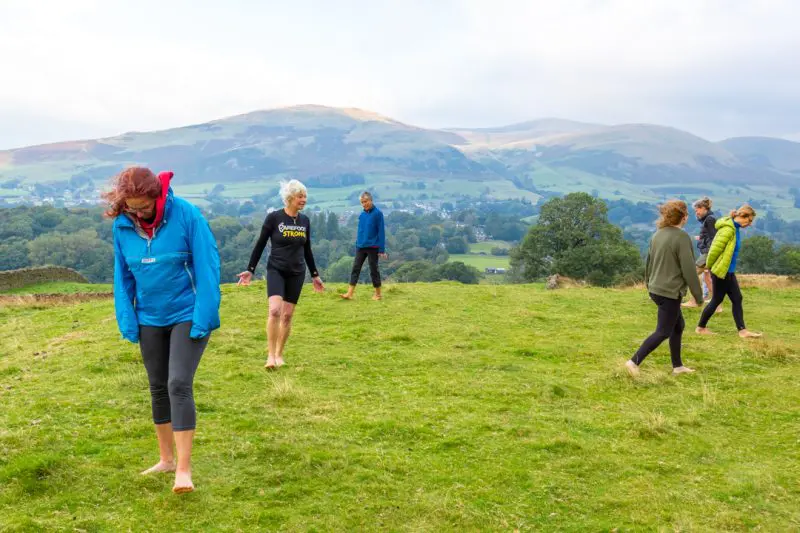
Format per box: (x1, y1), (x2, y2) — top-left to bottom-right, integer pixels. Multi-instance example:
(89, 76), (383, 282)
(737, 274), (800, 289)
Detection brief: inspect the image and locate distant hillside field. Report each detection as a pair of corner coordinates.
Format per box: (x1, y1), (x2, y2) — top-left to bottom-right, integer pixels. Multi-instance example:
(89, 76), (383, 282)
(2, 283), (799, 530)
(448, 254), (510, 270)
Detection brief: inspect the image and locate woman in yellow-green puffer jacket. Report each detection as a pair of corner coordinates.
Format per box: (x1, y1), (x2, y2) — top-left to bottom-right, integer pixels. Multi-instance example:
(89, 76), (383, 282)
(696, 204), (762, 338)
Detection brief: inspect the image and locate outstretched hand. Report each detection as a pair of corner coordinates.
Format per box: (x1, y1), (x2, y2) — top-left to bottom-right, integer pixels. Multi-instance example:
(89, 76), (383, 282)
(312, 276), (325, 293)
(237, 271), (253, 286)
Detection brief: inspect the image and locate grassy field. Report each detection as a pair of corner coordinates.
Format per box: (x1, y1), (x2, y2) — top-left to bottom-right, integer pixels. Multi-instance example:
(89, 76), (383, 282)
(447, 241), (513, 271)
(0, 282), (112, 295)
(469, 240), (512, 254)
(1, 282), (800, 530)
(448, 254), (510, 270)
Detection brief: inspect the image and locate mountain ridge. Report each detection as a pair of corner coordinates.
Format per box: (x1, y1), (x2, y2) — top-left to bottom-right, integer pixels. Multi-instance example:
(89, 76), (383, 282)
(1, 105), (798, 215)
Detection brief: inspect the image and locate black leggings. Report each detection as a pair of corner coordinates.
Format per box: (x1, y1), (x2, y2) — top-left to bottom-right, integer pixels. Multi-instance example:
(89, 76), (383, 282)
(349, 248), (381, 287)
(139, 321), (209, 431)
(631, 293), (685, 368)
(698, 273), (745, 330)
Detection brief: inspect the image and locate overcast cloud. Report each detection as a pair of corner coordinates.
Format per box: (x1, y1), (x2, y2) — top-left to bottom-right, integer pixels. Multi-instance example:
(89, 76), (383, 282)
(1, 0), (798, 149)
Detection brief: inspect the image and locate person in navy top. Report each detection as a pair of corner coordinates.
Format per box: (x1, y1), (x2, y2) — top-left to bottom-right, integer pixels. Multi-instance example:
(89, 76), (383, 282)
(341, 191), (387, 301)
(106, 166), (220, 494)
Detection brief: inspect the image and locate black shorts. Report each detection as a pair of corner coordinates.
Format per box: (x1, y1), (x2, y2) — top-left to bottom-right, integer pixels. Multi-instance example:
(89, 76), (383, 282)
(266, 267), (305, 304)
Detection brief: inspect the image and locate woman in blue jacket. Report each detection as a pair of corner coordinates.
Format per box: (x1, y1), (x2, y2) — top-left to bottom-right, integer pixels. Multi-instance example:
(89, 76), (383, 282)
(105, 166), (220, 494)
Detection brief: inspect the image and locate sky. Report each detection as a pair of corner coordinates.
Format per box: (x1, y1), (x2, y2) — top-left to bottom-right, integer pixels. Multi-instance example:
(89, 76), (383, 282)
(1, 0), (799, 149)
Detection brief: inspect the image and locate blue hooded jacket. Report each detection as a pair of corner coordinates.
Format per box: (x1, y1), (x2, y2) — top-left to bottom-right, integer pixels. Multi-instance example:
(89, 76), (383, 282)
(113, 187), (221, 342)
(355, 206), (385, 252)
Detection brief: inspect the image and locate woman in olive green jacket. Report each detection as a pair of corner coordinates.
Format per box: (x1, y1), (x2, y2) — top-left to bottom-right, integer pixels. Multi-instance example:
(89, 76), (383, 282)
(626, 200), (703, 377)
(696, 205), (762, 338)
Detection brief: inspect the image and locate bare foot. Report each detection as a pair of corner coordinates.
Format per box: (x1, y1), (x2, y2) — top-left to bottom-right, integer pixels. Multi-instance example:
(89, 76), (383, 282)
(681, 301), (699, 308)
(172, 470), (194, 494)
(739, 329), (763, 339)
(714, 305), (723, 314)
(340, 293), (353, 300)
(140, 460), (176, 475)
(275, 355), (285, 367)
(625, 360), (640, 377)
(672, 366), (696, 375)
(265, 355), (276, 370)
(372, 294), (382, 301)
(695, 327), (714, 335)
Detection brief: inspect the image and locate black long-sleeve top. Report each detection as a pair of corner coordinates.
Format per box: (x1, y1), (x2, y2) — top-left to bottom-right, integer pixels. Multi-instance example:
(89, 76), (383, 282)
(247, 209), (319, 277)
(697, 212), (718, 254)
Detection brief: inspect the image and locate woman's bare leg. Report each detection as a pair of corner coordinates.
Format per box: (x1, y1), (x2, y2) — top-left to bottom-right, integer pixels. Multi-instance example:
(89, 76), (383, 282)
(140, 422), (176, 475)
(172, 430), (195, 493)
(266, 296), (283, 368)
(275, 302), (296, 366)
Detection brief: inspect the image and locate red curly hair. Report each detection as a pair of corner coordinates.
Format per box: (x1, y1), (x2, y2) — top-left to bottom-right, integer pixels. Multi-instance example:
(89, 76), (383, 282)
(102, 166), (162, 218)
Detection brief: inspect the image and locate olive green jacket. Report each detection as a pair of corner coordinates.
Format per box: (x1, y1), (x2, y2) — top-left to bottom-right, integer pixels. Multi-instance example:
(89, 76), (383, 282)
(645, 227), (704, 303)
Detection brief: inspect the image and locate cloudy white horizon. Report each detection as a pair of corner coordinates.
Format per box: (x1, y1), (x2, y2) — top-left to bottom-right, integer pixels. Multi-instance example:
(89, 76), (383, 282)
(1, 0), (798, 150)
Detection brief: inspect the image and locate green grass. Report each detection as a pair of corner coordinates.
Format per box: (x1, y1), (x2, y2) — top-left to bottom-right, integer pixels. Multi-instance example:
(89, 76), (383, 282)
(448, 241), (513, 271)
(449, 254), (510, 270)
(1, 282), (112, 295)
(469, 240), (512, 254)
(1, 283), (800, 530)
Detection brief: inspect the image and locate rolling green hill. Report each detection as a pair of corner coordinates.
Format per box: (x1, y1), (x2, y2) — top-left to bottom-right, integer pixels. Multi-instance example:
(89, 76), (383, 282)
(719, 136), (800, 175)
(2, 105), (799, 218)
(2, 282), (799, 530)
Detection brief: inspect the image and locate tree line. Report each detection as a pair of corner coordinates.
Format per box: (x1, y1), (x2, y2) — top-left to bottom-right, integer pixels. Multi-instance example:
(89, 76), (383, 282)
(0, 201), (528, 285)
(3, 194), (799, 286)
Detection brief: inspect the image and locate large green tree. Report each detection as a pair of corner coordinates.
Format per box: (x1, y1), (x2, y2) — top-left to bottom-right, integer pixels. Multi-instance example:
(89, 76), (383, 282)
(738, 236), (777, 273)
(776, 244), (800, 275)
(510, 193), (642, 286)
(446, 236), (469, 254)
(436, 261), (481, 284)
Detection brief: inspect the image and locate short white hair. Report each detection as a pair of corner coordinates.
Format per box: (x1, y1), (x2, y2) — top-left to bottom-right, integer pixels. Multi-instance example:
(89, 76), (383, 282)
(279, 179), (307, 206)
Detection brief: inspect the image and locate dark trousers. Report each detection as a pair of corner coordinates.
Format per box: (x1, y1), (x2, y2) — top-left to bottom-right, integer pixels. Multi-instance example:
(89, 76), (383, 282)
(139, 321), (209, 431)
(349, 248), (381, 287)
(632, 293), (685, 368)
(698, 273), (745, 330)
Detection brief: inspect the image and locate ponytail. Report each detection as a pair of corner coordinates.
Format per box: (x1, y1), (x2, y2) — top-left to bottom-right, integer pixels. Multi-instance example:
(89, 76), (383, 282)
(693, 196), (712, 210)
(731, 204), (757, 221)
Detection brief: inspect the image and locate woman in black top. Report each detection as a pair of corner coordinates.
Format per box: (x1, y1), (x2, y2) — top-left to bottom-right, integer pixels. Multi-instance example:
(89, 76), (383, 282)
(683, 197), (718, 308)
(237, 180), (324, 369)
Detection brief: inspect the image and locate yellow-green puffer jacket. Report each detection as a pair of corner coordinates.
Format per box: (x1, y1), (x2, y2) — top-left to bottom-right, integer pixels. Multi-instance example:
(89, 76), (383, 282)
(705, 216), (737, 278)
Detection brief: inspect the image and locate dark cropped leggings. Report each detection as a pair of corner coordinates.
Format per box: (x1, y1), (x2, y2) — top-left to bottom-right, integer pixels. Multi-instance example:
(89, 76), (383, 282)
(698, 273), (746, 331)
(631, 293), (685, 368)
(139, 321), (209, 431)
